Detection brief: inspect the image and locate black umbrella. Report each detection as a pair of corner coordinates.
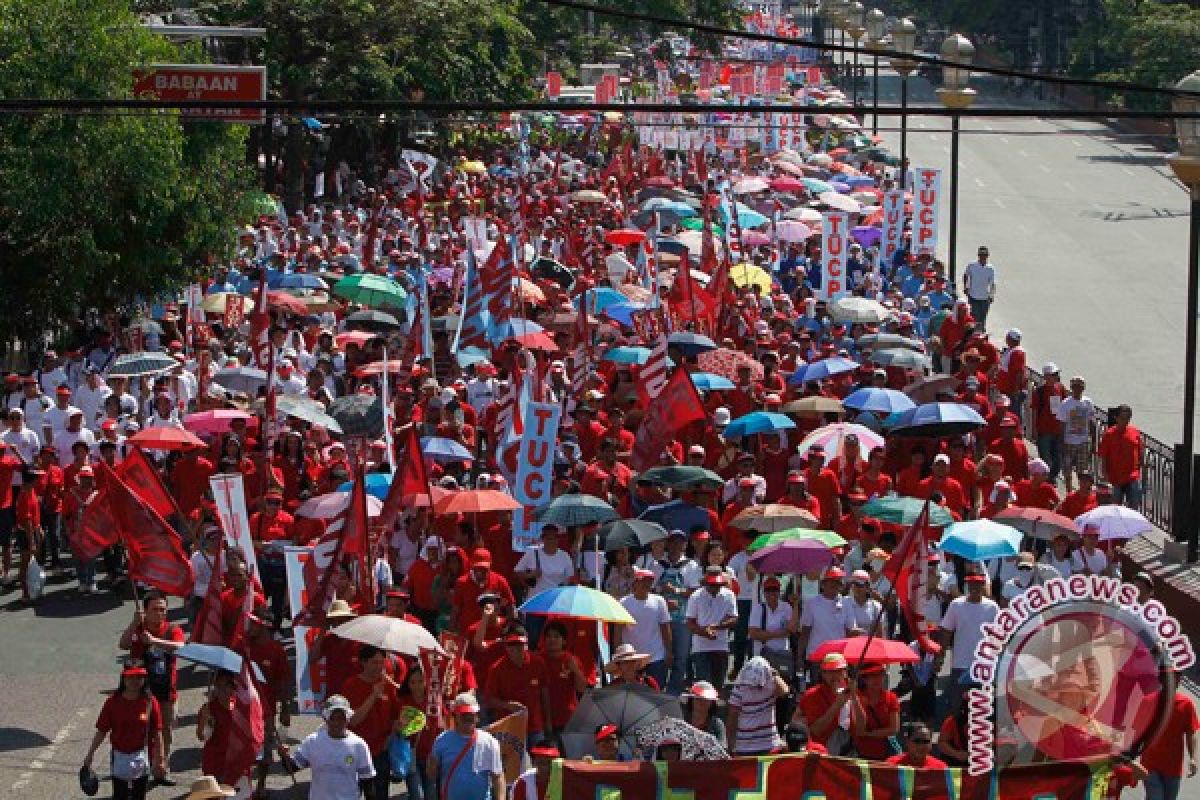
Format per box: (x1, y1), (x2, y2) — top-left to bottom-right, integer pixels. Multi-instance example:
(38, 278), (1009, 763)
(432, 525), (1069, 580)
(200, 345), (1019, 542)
(598, 519), (669, 552)
(637, 499), (711, 532)
(561, 685), (682, 760)
(328, 394), (384, 438)
(666, 331), (718, 357)
(345, 310), (401, 333)
(632, 208), (684, 229)
(531, 257), (575, 290)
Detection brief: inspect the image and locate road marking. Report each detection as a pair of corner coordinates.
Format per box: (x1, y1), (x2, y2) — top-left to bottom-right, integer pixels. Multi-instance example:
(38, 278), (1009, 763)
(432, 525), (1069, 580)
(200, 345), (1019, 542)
(8, 708), (88, 792)
(984, 124), (994, 131)
(1000, 136), (1010, 145)
(1018, 149), (1030, 158)
(1073, 140), (1083, 148)
(1038, 164), (1050, 174)
(1063, 181), (1077, 192)
(1122, 167), (1135, 176)
(994, 197), (1007, 209)
(974, 177), (986, 188)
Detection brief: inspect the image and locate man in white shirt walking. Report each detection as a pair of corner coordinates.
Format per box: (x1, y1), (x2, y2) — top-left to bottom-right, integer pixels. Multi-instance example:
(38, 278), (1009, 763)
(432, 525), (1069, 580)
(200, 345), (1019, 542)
(939, 573), (999, 715)
(284, 694), (377, 800)
(618, 568), (673, 689)
(963, 245), (996, 326)
(797, 567), (853, 682)
(686, 569), (738, 691)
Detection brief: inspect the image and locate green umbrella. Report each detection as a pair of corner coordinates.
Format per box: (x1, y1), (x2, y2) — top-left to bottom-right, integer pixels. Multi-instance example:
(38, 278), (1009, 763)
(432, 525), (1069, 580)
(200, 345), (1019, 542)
(679, 217), (724, 236)
(534, 493), (618, 528)
(746, 528), (847, 553)
(245, 189), (280, 217)
(861, 495), (955, 527)
(639, 465), (724, 490)
(332, 273), (408, 310)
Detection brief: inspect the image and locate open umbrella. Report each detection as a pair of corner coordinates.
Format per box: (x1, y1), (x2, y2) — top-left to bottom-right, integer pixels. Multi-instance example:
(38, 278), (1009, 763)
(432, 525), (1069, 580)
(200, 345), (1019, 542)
(829, 296), (889, 324)
(183, 410), (253, 436)
(729, 504), (819, 533)
(107, 352), (177, 378)
(689, 372), (736, 392)
(724, 411), (796, 440)
(697, 348), (764, 382)
(212, 367), (268, 395)
(729, 263), (773, 293)
(666, 332), (717, 357)
(434, 490), (521, 515)
(733, 177), (770, 194)
(334, 614), (442, 657)
(335, 330), (379, 351)
(328, 394), (384, 437)
(336, 473), (394, 501)
(345, 309), (401, 332)
(332, 273), (407, 309)
(870, 348), (929, 370)
(843, 388), (917, 415)
(639, 465), (724, 490)
(519, 585), (636, 624)
(746, 528), (846, 553)
(201, 292), (253, 314)
(175, 644), (264, 681)
(637, 499), (711, 533)
(633, 718), (729, 761)
(1074, 506), (1153, 541)
(902, 374), (961, 404)
(419, 436), (474, 463)
(817, 192), (862, 213)
(781, 396), (845, 416)
(775, 220), (814, 243)
(885, 403), (985, 438)
(561, 685), (682, 760)
(856, 333), (924, 353)
(861, 495), (955, 527)
(535, 494), (618, 527)
(267, 291), (310, 316)
(796, 422), (885, 459)
(275, 395), (343, 433)
(575, 287), (628, 316)
(572, 189), (607, 203)
(531, 257), (575, 290)
(128, 427), (206, 452)
(597, 519), (670, 551)
(605, 229), (646, 246)
(801, 177), (835, 194)
(784, 206), (824, 223)
(811, 637), (921, 665)
(993, 507), (1081, 542)
(939, 520), (1024, 560)
(296, 491), (384, 519)
(602, 346), (654, 366)
(748, 538), (834, 573)
(355, 360), (409, 378)
(788, 356), (860, 385)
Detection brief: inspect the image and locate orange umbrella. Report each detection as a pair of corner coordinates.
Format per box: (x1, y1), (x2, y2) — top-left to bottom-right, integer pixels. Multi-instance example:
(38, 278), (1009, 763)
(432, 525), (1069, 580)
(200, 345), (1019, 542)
(267, 291), (309, 316)
(336, 330), (377, 350)
(355, 360), (407, 377)
(129, 427), (206, 452)
(433, 489), (522, 516)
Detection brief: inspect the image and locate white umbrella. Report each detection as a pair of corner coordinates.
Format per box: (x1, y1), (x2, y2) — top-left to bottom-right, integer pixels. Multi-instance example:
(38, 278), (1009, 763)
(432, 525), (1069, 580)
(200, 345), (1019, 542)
(829, 296), (890, 324)
(673, 230), (725, 258)
(775, 220), (814, 243)
(817, 192), (863, 214)
(784, 207), (824, 224)
(1074, 506), (1154, 541)
(807, 153), (834, 167)
(296, 491), (384, 519)
(334, 614), (443, 657)
(733, 177), (770, 194)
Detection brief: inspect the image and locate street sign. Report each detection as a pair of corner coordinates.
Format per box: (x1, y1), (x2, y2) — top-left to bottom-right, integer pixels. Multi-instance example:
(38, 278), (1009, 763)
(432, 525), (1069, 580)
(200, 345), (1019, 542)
(132, 64), (267, 124)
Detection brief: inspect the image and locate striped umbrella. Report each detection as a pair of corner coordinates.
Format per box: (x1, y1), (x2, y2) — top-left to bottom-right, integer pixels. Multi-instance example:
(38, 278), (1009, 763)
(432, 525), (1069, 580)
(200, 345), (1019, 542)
(519, 585), (635, 624)
(107, 351), (177, 378)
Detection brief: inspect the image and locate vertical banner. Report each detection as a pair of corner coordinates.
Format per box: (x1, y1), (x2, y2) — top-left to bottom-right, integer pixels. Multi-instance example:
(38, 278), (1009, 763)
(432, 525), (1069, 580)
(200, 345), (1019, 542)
(419, 647), (450, 732)
(284, 546), (323, 713)
(438, 631), (468, 703)
(913, 167), (941, 257)
(881, 190), (905, 273)
(210, 473), (258, 580)
(545, 71), (562, 99)
(186, 283), (206, 327)
(512, 506), (544, 553)
(464, 216), (488, 254)
(820, 212), (850, 302)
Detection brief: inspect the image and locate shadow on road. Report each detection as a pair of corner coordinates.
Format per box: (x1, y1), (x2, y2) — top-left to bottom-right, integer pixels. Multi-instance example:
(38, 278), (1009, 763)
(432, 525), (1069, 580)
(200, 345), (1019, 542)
(0, 727), (52, 752)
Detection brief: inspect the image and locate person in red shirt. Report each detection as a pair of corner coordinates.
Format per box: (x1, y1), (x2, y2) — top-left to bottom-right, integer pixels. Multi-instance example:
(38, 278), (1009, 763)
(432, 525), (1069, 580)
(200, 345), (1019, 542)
(895, 448), (927, 498)
(82, 666), (166, 795)
(773, 471), (822, 520)
(35, 447), (65, 571)
(1013, 459), (1061, 510)
(1031, 364), (1067, 483)
(858, 448), (893, 500)
(979, 480), (1015, 519)
(170, 445), (215, 519)
(484, 629), (549, 743)
(196, 669), (244, 788)
(793, 653), (854, 754)
(886, 723), (947, 768)
(13, 468), (42, 602)
(384, 588), (422, 625)
(117, 590), (185, 784)
(987, 416), (1030, 481)
(827, 434), (866, 492)
(539, 620), (588, 738)
(240, 613), (292, 799)
(916, 455), (968, 518)
(311, 600), (360, 703)
(995, 329), (1027, 408)
(937, 301), (974, 367)
(1139, 688), (1199, 796)
(1058, 471), (1100, 520)
(804, 446), (842, 528)
(219, 557), (265, 652)
(1098, 405), (1143, 508)
(571, 406), (608, 463)
(451, 548), (514, 634)
(835, 490), (870, 543)
(956, 376), (993, 421)
(851, 664), (901, 760)
(342, 644), (404, 795)
(249, 489), (295, 630)
(580, 438), (634, 512)
(404, 535), (444, 630)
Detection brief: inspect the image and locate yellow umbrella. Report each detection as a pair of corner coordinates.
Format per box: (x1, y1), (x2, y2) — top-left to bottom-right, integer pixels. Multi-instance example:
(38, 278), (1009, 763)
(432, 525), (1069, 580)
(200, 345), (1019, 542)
(460, 160), (487, 174)
(201, 292), (253, 314)
(729, 262), (773, 293)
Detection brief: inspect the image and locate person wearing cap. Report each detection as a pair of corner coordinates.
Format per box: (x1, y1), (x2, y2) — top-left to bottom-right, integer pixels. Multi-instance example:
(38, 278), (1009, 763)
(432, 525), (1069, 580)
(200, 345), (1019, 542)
(196, 669), (259, 790)
(513, 524), (575, 622)
(451, 547), (514, 635)
(62, 461), (100, 592)
(242, 611), (292, 797)
(1056, 375), (1097, 493)
(617, 567), (672, 690)
(748, 576), (794, 676)
(658, 530), (700, 694)
(686, 568), (738, 690)
(73, 367), (112, 434)
(995, 328), (1027, 411)
(42, 382), (80, 445)
(1030, 363), (1067, 484)
(118, 589), (186, 783)
(403, 535), (444, 630)
(1058, 469), (1098, 520)
(511, 742), (560, 800)
(588, 724), (622, 762)
(797, 567), (853, 679)
(842, 569), (884, 639)
(1072, 526), (1112, 577)
(605, 642), (657, 690)
(483, 627), (548, 744)
(727, 656), (790, 757)
(82, 664), (166, 799)
(248, 488), (295, 630)
(384, 588), (421, 626)
(284, 694), (377, 800)
(916, 454), (968, 519)
(51, 406), (95, 466)
(939, 572), (998, 714)
(803, 445), (843, 528)
(4, 406), (41, 473)
(793, 653), (854, 754)
(849, 663), (901, 760)
(428, 693), (505, 800)
(986, 412), (1030, 482)
(1000, 552), (1056, 604)
(1013, 458), (1061, 511)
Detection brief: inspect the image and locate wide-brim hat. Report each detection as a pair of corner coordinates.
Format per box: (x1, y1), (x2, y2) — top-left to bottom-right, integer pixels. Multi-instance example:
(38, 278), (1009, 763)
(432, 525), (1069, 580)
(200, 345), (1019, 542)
(604, 643), (651, 673)
(325, 599), (357, 620)
(186, 776), (236, 798)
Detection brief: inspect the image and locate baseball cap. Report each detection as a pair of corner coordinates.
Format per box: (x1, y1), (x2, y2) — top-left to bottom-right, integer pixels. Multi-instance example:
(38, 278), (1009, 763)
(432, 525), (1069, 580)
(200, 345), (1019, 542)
(451, 693), (480, 714)
(932, 454), (950, 466)
(703, 572), (726, 586)
(763, 576), (782, 591)
(965, 573), (988, 584)
(823, 566), (846, 582)
(632, 567), (655, 581)
(595, 724), (619, 742)
(850, 569), (871, 584)
(470, 548), (492, 568)
(821, 653), (849, 671)
(121, 665), (148, 678)
(1042, 362), (1059, 376)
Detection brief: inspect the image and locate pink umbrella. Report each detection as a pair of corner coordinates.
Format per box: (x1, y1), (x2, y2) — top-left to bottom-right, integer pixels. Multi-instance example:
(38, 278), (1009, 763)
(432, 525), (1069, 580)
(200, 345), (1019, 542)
(183, 409), (254, 435)
(775, 220), (814, 243)
(769, 176), (805, 192)
(742, 230), (772, 247)
(796, 423), (886, 461)
(296, 491), (385, 519)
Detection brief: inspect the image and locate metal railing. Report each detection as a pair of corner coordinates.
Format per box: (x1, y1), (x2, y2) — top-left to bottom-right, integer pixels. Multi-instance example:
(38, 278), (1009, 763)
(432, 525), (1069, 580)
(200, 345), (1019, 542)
(1019, 367), (1175, 533)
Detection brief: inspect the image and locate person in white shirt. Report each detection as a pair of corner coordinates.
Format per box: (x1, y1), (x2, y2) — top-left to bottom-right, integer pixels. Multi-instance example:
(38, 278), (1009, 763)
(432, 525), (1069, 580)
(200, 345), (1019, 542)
(748, 576), (794, 663)
(1055, 376), (1097, 492)
(939, 574), (999, 713)
(466, 370), (499, 417)
(513, 525), (575, 645)
(36, 352), (68, 397)
(686, 569), (739, 691)
(1071, 528), (1110, 575)
(797, 567), (853, 677)
(1000, 552), (1059, 604)
(618, 568), (673, 690)
(284, 694), (376, 800)
(3, 408), (41, 467)
(54, 410), (96, 465)
(1040, 534), (1074, 578)
(658, 531), (701, 694)
(143, 393), (183, 430)
(841, 570), (884, 637)
(41, 386), (79, 444)
(963, 245), (996, 325)
(274, 360), (307, 396)
(73, 369), (113, 432)
(722, 457), (767, 505)
(167, 362), (198, 410)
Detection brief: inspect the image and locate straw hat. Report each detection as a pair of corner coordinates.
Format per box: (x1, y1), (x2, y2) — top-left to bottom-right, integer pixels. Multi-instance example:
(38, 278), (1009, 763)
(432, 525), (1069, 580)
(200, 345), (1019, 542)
(186, 776), (235, 799)
(326, 599), (357, 620)
(604, 643), (651, 674)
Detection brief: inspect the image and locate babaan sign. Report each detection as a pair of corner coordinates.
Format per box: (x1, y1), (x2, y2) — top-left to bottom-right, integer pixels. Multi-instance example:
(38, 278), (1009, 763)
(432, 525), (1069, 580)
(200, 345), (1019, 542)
(133, 64), (267, 123)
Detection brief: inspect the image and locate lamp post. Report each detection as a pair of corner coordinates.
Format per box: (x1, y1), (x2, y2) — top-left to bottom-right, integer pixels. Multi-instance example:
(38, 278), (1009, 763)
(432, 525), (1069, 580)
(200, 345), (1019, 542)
(1168, 70), (1200, 562)
(864, 8), (887, 136)
(889, 18), (917, 189)
(936, 33), (976, 290)
(806, 0), (822, 50)
(845, 2), (866, 109)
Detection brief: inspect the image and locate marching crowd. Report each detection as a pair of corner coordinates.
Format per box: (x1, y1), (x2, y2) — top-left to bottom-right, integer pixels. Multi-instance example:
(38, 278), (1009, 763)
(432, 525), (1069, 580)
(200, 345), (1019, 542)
(3, 107), (1197, 800)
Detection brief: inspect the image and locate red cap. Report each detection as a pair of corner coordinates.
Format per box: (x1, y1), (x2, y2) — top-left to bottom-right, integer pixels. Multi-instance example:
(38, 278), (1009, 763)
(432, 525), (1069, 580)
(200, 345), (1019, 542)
(77, 466), (94, 477)
(691, 530), (711, 542)
(763, 577), (782, 590)
(55, 386), (71, 396)
(502, 632), (529, 645)
(965, 573), (988, 584)
(703, 572), (726, 586)
(121, 665), (148, 678)
(847, 489), (868, 502)
(999, 414), (1019, 429)
(386, 589), (411, 600)
(595, 724), (619, 742)
(738, 477), (757, 489)
(823, 567), (846, 581)
(530, 745), (561, 758)
(786, 471), (806, 484)
(471, 548), (492, 568)
(632, 567), (655, 581)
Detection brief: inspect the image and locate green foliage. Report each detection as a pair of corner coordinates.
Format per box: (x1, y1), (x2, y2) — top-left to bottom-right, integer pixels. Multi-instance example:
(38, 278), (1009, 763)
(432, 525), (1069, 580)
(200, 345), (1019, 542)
(0, 0), (251, 345)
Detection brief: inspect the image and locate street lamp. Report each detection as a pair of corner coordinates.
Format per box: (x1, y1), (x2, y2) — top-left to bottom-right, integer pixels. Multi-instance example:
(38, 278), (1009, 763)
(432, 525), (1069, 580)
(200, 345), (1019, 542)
(1168, 69), (1200, 562)
(845, 2), (866, 109)
(936, 32), (976, 290)
(864, 8), (887, 135)
(888, 18), (918, 189)
(805, 0), (822, 50)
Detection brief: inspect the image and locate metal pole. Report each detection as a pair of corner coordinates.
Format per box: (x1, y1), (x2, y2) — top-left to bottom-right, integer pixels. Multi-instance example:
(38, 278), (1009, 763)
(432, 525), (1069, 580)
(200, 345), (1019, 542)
(899, 77), (908, 189)
(852, 42), (860, 107)
(949, 112), (960, 290)
(1184, 187), (1200, 561)
(872, 53), (880, 135)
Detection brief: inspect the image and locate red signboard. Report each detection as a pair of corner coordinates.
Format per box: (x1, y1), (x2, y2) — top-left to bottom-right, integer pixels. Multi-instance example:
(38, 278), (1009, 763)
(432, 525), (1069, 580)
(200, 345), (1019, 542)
(546, 71), (562, 99)
(132, 64), (267, 124)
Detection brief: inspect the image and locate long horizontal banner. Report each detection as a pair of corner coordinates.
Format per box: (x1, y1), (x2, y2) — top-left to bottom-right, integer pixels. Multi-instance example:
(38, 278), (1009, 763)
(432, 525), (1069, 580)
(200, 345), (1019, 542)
(547, 753), (1108, 800)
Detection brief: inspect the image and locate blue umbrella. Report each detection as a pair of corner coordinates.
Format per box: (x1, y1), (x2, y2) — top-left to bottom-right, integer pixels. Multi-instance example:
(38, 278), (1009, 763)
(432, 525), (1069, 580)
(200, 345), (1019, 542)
(277, 273), (329, 291)
(656, 239), (689, 258)
(724, 411), (797, 439)
(535, 494), (619, 527)
(830, 181), (852, 193)
(938, 520), (1024, 561)
(602, 346), (653, 366)
(638, 499), (711, 533)
(337, 472), (393, 500)
(489, 317), (544, 340)
(420, 436), (474, 463)
(602, 302), (648, 326)
(788, 357), (860, 386)
(690, 372), (736, 392)
(801, 178), (835, 194)
(456, 346), (491, 368)
(732, 202), (769, 228)
(642, 197), (697, 217)
(666, 331), (717, 356)
(574, 287), (628, 315)
(884, 403), (986, 438)
(846, 175), (877, 188)
(176, 643), (263, 680)
(869, 348), (929, 370)
(843, 388), (916, 415)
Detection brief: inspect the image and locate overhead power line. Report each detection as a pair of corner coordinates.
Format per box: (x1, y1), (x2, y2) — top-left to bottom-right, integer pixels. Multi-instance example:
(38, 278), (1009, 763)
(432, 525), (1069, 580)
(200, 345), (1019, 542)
(533, 0), (1200, 100)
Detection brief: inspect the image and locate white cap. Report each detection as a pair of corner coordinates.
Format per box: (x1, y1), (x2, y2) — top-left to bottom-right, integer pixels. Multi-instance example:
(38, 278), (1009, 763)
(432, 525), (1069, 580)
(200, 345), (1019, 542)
(323, 694), (353, 720)
(933, 454), (950, 466)
(424, 535), (444, 550)
(1042, 362), (1059, 376)
(714, 407), (731, 427)
(440, 387), (457, 404)
(1006, 328), (1022, 341)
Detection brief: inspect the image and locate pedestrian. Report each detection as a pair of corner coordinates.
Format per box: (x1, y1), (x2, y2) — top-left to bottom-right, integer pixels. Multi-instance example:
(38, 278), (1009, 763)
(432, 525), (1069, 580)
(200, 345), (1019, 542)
(617, 567), (672, 689)
(117, 589), (184, 785)
(792, 653), (854, 755)
(427, 693), (505, 800)
(1098, 404), (1143, 508)
(726, 656), (789, 756)
(681, 681), (726, 747)
(341, 643), (403, 798)
(1032, 363), (1067, 483)
(963, 246), (996, 325)
(1056, 376), (1096, 492)
(886, 723), (946, 768)
(938, 573), (998, 716)
(685, 568), (738, 691)
(81, 665), (166, 800)
(283, 694), (377, 800)
(850, 664), (901, 760)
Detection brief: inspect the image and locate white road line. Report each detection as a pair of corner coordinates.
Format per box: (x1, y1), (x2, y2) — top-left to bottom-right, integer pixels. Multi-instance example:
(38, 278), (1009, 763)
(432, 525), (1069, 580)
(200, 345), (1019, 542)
(8, 708), (88, 792)
(994, 197), (1007, 209)
(1018, 149), (1030, 158)
(974, 177), (985, 188)
(1000, 136), (1010, 145)
(1038, 164), (1051, 174)
(1073, 140), (1083, 148)
(1063, 181), (1078, 192)
(1122, 167), (1135, 177)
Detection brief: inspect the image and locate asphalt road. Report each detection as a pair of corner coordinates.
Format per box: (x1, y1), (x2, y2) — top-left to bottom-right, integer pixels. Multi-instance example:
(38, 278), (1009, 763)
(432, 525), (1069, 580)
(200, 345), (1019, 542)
(869, 65), (1193, 444)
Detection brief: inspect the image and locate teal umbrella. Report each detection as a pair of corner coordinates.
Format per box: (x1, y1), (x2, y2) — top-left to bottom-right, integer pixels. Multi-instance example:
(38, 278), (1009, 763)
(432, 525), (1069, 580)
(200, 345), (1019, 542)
(534, 493), (618, 528)
(861, 495), (955, 527)
(332, 273), (407, 309)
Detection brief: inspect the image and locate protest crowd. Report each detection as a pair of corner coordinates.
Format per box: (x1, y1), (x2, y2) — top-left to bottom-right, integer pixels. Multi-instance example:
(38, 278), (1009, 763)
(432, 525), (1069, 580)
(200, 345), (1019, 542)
(6, 52), (1197, 800)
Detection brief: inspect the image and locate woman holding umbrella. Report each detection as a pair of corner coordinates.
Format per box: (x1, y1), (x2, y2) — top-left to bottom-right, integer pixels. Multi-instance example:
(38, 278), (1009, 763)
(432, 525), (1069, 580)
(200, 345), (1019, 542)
(82, 665), (166, 800)
(681, 681), (726, 748)
(1041, 534), (1075, 578)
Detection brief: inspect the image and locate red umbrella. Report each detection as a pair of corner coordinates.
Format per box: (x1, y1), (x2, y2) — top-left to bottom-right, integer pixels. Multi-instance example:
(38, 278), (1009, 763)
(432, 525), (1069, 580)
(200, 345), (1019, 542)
(769, 176), (805, 192)
(128, 427), (207, 452)
(433, 489), (522, 516)
(811, 637), (920, 665)
(509, 331), (559, 352)
(183, 409), (254, 435)
(355, 360), (407, 377)
(336, 330), (377, 350)
(267, 291), (309, 316)
(605, 229), (647, 247)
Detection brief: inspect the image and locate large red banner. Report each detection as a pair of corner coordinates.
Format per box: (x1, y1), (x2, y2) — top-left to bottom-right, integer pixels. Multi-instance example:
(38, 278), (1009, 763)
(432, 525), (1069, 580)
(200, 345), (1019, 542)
(132, 64), (267, 123)
(549, 754), (1109, 800)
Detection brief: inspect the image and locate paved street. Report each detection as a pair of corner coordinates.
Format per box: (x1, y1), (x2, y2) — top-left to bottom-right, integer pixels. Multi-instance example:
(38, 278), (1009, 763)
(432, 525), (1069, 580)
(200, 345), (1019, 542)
(872, 67), (1193, 444)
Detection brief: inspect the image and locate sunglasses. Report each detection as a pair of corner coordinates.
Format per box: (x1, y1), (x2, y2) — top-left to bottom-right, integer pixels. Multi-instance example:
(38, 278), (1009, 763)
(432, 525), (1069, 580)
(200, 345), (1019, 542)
(911, 738), (932, 745)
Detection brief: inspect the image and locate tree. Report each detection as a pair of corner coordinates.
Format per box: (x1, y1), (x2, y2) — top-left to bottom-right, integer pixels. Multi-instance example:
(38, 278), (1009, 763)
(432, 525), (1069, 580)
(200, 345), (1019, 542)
(0, 0), (252, 347)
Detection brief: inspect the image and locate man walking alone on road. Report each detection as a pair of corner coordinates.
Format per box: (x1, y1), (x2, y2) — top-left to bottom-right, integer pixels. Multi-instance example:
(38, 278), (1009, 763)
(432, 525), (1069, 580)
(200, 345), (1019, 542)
(963, 246), (996, 326)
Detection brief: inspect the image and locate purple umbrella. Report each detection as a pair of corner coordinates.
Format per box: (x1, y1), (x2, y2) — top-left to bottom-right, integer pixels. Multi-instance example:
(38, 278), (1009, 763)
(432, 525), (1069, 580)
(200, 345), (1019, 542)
(851, 226), (882, 247)
(846, 176), (877, 188)
(429, 267), (455, 286)
(747, 539), (835, 574)
(831, 181), (852, 193)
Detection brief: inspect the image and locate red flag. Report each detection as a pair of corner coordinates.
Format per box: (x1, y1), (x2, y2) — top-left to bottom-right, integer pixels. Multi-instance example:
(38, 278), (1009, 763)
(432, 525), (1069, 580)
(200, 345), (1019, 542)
(631, 369), (707, 471)
(190, 545), (225, 645)
(249, 273), (272, 369)
(95, 462), (194, 596)
(379, 426), (430, 531)
(293, 464), (364, 627)
(668, 248), (716, 326)
(221, 659), (265, 788)
(117, 446), (183, 522)
(891, 501), (943, 655)
(71, 488), (119, 563)
(693, 149), (708, 186)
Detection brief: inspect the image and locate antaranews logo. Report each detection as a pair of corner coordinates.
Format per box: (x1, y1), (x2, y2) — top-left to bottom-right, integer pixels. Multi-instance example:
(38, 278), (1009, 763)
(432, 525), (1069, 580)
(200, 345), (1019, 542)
(965, 574), (1194, 775)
